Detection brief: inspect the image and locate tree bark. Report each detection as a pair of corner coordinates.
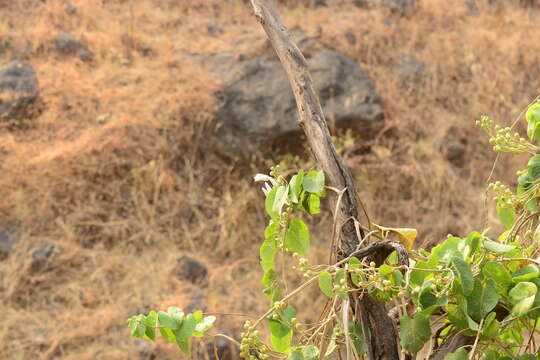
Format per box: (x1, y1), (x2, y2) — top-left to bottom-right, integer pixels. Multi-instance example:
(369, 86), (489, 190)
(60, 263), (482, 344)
(248, 1), (400, 359)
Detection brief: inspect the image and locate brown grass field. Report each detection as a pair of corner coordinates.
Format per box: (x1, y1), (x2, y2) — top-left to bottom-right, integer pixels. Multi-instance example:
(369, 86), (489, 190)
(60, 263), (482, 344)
(1, 0), (539, 358)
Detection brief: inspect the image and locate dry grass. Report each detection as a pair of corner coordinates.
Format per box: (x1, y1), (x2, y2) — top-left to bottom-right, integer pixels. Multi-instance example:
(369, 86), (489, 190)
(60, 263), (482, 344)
(0, 0), (539, 358)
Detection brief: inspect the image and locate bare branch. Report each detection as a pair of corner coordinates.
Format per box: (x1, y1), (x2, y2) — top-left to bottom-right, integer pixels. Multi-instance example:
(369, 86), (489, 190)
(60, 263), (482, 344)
(248, 1), (400, 359)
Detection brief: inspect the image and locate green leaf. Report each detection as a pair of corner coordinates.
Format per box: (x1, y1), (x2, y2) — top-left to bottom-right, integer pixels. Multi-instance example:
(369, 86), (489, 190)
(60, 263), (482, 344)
(479, 349), (498, 360)
(483, 238), (516, 254)
(143, 311), (157, 341)
(528, 154), (540, 180)
(445, 347), (469, 360)
(262, 269), (277, 287)
(265, 187), (278, 218)
(302, 345), (319, 360)
(289, 170), (304, 204)
(451, 256), (474, 295)
(318, 271), (334, 298)
(509, 281), (537, 316)
(482, 261), (513, 295)
(273, 185), (289, 215)
(269, 306), (296, 353)
(447, 305), (473, 335)
(264, 222), (278, 241)
(465, 279), (499, 321)
(517, 355), (537, 360)
(431, 236), (465, 262)
(410, 255), (438, 286)
(285, 218), (310, 254)
(399, 314), (431, 354)
(305, 193), (321, 215)
(260, 240), (277, 273)
(171, 313), (197, 355)
(174, 313), (196, 342)
(158, 310), (182, 330)
(349, 257), (363, 286)
(160, 327), (177, 343)
(177, 338), (191, 355)
(512, 264), (539, 283)
(496, 204), (515, 229)
(288, 350), (304, 360)
(528, 278), (540, 318)
(527, 102), (540, 143)
(480, 312), (500, 341)
(379, 264), (393, 276)
(303, 170), (325, 193)
(193, 315), (216, 337)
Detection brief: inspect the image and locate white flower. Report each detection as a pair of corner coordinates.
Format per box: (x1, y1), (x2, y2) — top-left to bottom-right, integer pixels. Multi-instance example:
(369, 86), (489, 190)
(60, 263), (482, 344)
(254, 173), (277, 195)
(262, 182), (273, 196)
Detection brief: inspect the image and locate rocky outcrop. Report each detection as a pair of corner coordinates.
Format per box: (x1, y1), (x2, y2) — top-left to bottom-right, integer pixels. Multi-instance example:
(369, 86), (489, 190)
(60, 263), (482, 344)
(210, 49), (383, 159)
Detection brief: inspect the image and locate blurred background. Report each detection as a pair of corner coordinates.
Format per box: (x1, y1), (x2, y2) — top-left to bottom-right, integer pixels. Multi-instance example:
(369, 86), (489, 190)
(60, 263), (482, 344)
(0, 0), (538, 358)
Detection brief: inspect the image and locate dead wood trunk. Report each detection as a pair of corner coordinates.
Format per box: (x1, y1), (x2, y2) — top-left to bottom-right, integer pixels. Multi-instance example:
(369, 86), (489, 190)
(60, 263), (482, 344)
(248, 1), (400, 359)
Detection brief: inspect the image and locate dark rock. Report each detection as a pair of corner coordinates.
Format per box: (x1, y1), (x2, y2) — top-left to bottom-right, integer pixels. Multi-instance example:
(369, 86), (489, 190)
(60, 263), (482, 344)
(393, 55), (425, 87)
(211, 49), (384, 159)
(0, 225), (18, 259)
(31, 242), (55, 271)
(344, 31), (356, 46)
(441, 139), (465, 166)
(55, 32), (93, 61)
(0, 61), (39, 121)
(382, 0), (416, 15)
(206, 337), (236, 360)
(207, 25), (223, 36)
(314, 0), (327, 6)
(173, 255), (208, 284)
(64, 2), (77, 15)
(353, 0), (370, 7)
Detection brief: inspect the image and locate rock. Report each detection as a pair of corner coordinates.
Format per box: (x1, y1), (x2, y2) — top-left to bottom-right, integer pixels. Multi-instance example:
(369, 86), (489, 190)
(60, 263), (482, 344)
(314, 0), (327, 6)
(393, 55), (425, 88)
(0, 225), (18, 259)
(55, 32), (93, 61)
(353, 0), (371, 7)
(344, 31), (357, 46)
(173, 255), (208, 284)
(382, 0), (416, 15)
(31, 242), (55, 271)
(0, 61), (39, 121)
(64, 2), (77, 15)
(441, 139), (465, 167)
(207, 25), (223, 36)
(211, 49), (383, 159)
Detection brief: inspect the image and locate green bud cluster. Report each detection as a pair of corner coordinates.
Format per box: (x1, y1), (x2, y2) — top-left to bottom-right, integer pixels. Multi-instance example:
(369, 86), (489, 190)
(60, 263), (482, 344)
(292, 253), (313, 278)
(488, 181), (519, 208)
(240, 321), (270, 360)
(475, 115), (494, 134)
(487, 126), (533, 153)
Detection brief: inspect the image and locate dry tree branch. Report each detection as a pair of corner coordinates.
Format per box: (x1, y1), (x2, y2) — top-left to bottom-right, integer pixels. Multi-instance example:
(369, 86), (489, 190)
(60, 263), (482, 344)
(248, 1), (400, 358)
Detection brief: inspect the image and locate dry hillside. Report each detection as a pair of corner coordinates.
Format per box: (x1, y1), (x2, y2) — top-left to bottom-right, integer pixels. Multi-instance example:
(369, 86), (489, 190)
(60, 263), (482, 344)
(0, 0), (539, 359)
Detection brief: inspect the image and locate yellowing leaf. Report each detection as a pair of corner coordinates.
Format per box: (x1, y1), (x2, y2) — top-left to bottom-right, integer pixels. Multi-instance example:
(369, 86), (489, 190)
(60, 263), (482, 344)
(374, 224), (417, 250)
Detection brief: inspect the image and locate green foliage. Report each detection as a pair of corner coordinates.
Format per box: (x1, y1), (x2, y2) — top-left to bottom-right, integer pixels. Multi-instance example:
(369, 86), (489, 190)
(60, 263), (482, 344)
(127, 100), (540, 359)
(126, 306), (215, 355)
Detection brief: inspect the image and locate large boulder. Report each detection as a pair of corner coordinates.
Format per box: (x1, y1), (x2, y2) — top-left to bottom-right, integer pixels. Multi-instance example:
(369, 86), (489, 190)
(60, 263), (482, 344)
(211, 49), (383, 159)
(0, 60), (39, 121)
